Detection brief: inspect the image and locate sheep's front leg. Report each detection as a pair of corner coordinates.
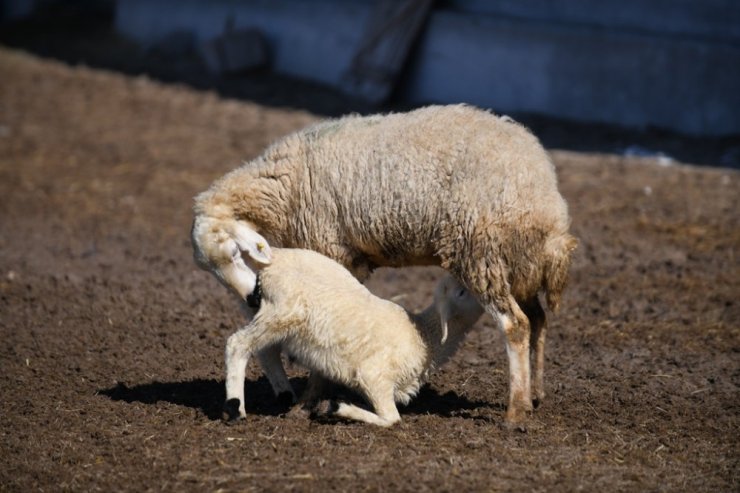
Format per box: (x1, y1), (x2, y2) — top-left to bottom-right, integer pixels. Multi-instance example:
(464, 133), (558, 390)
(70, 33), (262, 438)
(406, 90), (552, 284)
(487, 297), (533, 426)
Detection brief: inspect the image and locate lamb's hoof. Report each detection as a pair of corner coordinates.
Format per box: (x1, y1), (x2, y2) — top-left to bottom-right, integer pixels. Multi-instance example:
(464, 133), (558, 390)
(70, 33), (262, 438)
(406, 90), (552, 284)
(222, 398), (244, 423)
(532, 397), (541, 409)
(277, 391), (295, 408)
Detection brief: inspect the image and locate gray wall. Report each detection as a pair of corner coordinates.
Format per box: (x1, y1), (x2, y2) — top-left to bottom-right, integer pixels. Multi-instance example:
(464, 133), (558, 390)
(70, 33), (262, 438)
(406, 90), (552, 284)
(115, 0), (740, 135)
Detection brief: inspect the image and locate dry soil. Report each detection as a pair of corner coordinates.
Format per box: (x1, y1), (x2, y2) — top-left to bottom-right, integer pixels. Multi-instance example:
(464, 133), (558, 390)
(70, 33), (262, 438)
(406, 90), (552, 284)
(0, 48), (738, 492)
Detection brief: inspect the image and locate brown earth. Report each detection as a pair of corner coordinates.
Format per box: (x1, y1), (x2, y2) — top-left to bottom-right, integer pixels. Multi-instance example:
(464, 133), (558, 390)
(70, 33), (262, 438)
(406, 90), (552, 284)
(0, 47), (738, 492)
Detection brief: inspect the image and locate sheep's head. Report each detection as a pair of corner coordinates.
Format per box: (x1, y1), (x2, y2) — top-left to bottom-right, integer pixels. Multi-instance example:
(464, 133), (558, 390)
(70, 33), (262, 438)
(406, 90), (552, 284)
(434, 275), (484, 344)
(191, 216), (273, 299)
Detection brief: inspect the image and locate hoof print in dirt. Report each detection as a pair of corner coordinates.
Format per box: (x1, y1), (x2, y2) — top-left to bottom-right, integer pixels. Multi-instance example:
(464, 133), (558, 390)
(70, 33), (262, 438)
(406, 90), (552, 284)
(222, 398), (243, 423)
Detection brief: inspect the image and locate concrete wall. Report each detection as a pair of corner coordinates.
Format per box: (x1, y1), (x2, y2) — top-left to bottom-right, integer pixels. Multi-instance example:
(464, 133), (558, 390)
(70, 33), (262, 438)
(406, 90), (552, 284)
(114, 0), (740, 135)
(0, 0), (38, 20)
(401, 9), (740, 135)
(116, 0), (372, 88)
(446, 0), (740, 43)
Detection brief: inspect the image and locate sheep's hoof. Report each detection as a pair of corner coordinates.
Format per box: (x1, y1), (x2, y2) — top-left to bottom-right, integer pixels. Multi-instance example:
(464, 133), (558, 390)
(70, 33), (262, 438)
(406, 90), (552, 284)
(532, 390), (545, 409)
(222, 398), (243, 422)
(503, 407), (532, 432)
(502, 419), (528, 433)
(504, 416), (545, 433)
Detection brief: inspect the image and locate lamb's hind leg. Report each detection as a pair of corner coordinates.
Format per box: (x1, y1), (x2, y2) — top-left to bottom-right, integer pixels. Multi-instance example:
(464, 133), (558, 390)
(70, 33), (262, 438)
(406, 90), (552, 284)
(331, 383), (400, 427)
(485, 295), (533, 426)
(522, 298), (546, 408)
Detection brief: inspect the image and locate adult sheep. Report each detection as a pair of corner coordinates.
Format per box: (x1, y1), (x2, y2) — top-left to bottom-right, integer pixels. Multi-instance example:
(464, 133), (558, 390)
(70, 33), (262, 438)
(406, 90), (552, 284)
(192, 104), (577, 425)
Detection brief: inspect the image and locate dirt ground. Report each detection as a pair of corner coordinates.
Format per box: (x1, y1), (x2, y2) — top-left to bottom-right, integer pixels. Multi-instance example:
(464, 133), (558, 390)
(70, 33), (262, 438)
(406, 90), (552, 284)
(0, 46), (738, 492)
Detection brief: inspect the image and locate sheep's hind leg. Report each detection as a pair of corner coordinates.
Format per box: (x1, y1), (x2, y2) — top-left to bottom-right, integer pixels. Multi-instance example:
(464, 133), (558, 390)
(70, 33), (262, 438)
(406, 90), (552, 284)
(486, 295), (533, 426)
(523, 298), (546, 408)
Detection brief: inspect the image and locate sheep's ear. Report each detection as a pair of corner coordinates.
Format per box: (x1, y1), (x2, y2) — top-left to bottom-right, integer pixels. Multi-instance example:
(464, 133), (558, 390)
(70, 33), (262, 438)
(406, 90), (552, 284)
(232, 222), (273, 265)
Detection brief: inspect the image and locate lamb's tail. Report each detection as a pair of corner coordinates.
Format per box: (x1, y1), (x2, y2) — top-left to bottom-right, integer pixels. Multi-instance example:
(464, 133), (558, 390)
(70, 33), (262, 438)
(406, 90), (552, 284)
(542, 233), (578, 312)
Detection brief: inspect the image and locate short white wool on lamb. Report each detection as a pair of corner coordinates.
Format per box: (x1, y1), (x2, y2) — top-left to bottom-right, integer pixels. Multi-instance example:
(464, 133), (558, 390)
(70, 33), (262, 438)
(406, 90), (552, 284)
(222, 248), (484, 427)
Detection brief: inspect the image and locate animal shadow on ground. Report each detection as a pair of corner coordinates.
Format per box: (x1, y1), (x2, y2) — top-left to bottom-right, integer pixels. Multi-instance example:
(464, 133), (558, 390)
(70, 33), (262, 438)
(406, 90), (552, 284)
(401, 385), (501, 422)
(99, 376), (302, 420)
(100, 379), (499, 422)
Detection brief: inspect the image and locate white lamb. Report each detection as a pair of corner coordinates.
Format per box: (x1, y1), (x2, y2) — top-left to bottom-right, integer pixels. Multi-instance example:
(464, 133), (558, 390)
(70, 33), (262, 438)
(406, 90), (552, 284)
(222, 248), (484, 427)
(193, 104), (577, 424)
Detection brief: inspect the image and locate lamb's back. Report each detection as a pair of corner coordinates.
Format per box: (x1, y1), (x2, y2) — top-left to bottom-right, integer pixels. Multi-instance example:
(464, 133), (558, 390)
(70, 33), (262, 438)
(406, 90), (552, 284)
(260, 249), (424, 357)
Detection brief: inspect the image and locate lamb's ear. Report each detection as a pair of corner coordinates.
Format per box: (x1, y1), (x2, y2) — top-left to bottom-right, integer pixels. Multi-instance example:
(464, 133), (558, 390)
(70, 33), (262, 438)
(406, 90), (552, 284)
(232, 222), (273, 265)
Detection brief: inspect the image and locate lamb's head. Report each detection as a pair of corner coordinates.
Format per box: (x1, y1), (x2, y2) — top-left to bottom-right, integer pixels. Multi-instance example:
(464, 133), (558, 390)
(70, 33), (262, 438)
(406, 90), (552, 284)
(191, 215), (273, 299)
(434, 275), (484, 344)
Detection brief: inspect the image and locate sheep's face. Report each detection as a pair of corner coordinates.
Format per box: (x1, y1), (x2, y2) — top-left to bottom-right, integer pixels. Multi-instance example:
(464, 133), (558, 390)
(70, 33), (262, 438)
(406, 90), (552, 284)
(191, 216), (272, 299)
(435, 275), (484, 343)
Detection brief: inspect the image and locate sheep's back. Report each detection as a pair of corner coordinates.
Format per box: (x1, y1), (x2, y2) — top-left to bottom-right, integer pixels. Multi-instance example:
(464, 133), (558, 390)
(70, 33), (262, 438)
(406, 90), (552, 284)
(276, 105), (569, 268)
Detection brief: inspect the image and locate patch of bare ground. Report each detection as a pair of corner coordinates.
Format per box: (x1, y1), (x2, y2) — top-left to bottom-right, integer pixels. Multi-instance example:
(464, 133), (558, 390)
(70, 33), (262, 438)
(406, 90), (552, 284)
(0, 48), (737, 491)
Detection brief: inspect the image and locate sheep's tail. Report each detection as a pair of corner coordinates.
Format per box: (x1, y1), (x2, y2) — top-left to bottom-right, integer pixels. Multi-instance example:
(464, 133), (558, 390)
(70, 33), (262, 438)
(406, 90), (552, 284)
(542, 233), (578, 312)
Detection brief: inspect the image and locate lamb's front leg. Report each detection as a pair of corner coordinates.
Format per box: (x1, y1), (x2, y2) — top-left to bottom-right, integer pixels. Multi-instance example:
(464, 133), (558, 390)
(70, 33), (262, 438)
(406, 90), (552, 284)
(223, 323), (279, 421)
(224, 330), (250, 421)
